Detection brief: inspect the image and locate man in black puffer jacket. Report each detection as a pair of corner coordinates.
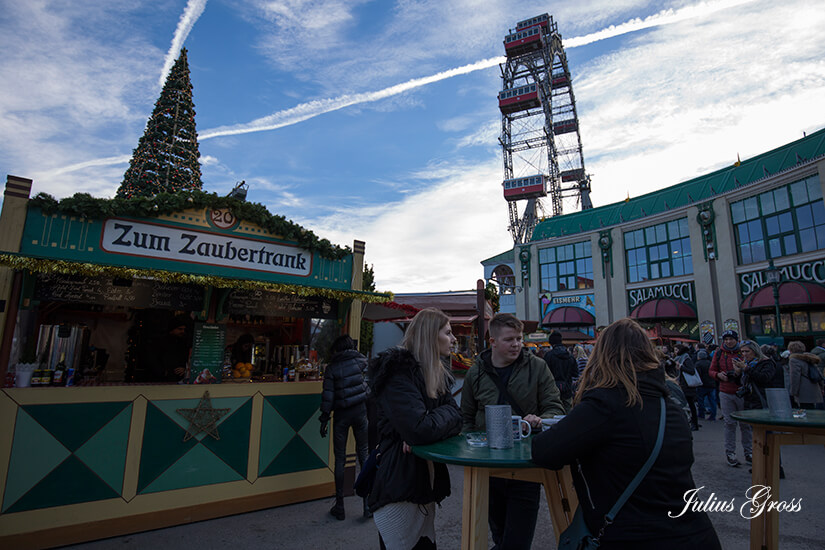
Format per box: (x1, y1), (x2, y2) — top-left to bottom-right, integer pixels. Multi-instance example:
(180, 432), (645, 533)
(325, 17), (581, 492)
(544, 330), (577, 412)
(319, 335), (370, 520)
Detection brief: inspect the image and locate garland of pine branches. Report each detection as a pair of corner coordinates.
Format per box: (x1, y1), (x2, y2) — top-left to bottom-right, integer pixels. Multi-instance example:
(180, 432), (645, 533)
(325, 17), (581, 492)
(29, 190), (350, 260)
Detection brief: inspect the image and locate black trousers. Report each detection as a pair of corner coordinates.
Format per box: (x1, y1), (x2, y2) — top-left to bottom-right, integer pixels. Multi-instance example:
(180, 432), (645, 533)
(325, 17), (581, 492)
(332, 405), (369, 498)
(489, 478), (540, 550)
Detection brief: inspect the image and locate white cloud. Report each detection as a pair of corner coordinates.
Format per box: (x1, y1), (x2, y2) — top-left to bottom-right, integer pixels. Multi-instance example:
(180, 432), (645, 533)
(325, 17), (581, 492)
(294, 159), (512, 293)
(158, 0), (209, 88)
(575, 0), (825, 206)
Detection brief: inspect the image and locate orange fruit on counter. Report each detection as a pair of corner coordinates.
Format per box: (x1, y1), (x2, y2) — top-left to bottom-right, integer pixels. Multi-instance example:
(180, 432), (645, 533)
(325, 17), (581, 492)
(232, 370), (242, 378)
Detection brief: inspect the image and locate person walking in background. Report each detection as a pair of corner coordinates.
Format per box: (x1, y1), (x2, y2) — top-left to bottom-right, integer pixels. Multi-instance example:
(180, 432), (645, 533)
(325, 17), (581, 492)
(573, 344), (589, 382)
(543, 330), (577, 413)
(319, 335), (370, 520)
(811, 338), (825, 410)
(462, 313), (564, 550)
(709, 330), (751, 467)
(674, 344), (700, 431)
(367, 308), (462, 550)
(531, 318), (721, 549)
(695, 349), (717, 421)
(787, 340), (824, 409)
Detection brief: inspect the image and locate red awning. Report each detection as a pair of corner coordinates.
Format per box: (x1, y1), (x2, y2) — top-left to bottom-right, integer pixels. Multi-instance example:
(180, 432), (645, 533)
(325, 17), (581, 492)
(542, 307), (595, 326)
(362, 301), (420, 321)
(740, 281), (825, 312)
(630, 298), (696, 320)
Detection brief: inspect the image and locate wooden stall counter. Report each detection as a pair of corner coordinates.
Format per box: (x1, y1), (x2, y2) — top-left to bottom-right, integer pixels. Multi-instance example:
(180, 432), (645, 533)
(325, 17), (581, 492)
(0, 381), (331, 549)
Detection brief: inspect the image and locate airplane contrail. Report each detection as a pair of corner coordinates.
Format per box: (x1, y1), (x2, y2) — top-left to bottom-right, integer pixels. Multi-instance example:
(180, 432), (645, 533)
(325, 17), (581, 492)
(51, 0), (756, 175)
(201, 0), (755, 139)
(158, 0), (208, 89)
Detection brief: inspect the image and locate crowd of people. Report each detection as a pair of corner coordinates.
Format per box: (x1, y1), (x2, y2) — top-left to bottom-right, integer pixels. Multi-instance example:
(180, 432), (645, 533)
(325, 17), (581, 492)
(319, 310), (825, 549)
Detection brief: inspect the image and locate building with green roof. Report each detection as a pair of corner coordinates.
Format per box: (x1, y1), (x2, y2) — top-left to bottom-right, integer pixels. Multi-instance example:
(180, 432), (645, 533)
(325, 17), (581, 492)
(483, 127), (825, 346)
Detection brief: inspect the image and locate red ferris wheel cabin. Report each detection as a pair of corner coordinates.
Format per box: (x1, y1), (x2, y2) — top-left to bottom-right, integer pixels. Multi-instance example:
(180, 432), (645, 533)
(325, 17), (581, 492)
(503, 174), (547, 201)
(498, 83), (539, 114)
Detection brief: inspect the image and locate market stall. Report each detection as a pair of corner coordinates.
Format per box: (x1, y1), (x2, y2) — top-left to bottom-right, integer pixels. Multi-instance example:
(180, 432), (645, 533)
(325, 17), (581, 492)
(0, 178), (390, 548)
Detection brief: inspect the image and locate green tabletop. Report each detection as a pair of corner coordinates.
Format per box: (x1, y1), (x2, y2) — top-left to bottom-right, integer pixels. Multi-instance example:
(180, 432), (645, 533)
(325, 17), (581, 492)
(731, 409), (825, 428)
(412, 434), (537, 468)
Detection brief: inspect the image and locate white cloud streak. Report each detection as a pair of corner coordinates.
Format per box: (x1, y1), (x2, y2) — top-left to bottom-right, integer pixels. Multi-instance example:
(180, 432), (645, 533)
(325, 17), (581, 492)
(46, 0), (767, 174)
(565, 0), (757, 47)
(158, 0), (208, 88)
(199, 56), (505, 139)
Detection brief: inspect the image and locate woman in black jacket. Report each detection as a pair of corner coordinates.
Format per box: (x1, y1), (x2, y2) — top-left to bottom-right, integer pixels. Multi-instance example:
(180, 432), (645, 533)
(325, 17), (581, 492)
(532, 318), (720, 550)
(367, 308), (462, 549)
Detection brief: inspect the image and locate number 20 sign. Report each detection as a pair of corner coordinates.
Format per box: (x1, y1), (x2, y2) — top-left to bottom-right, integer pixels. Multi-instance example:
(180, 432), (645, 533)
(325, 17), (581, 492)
(209, 208), (238, 230)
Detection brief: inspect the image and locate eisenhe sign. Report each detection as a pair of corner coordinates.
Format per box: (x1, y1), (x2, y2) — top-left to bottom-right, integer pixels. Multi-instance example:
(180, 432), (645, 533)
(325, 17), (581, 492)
(101, 218), (312, 277)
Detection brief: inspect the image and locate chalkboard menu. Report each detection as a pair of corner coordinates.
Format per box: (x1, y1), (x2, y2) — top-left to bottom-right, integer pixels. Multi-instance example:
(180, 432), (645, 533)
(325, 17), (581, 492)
(225, 290), (338, 319)
(34, 274), (205, 311)
(191, 322), (226, 383)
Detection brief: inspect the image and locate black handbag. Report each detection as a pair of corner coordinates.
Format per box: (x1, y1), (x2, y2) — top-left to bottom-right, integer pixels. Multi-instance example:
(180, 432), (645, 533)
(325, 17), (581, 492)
(353, 446), (381, 498)
(557, 396), (666, 550)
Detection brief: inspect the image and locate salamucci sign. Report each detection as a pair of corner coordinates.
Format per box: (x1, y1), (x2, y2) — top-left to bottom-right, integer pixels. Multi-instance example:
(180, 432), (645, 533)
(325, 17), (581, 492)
(739, 259), (825, 296)
(627, 281), (695, 309)
(101, 218), (312, 277)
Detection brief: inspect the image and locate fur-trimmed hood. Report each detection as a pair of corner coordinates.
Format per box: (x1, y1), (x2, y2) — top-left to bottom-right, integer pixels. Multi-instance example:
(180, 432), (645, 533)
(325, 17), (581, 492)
(790, 352), (821, 364)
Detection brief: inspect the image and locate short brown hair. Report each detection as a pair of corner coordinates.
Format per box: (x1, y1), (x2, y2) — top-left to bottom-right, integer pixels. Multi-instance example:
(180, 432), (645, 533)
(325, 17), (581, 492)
(489, 313), (523, 337)
(787, 341), (806, 354)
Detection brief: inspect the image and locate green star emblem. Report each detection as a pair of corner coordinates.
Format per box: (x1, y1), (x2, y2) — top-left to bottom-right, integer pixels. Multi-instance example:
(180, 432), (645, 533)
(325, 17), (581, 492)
(177, 391), (230, 442)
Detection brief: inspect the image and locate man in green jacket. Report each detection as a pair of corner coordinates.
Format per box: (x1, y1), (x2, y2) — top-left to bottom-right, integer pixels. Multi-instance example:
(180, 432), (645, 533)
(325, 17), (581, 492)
(461, 313), (564, 550)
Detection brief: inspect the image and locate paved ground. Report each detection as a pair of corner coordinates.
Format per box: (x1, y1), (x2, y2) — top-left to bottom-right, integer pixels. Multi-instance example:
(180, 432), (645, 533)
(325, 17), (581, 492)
(65, 417), (825, 549)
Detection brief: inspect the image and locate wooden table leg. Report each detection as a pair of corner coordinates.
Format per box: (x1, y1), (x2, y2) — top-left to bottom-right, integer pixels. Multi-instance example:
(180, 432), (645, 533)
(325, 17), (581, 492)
(462, 466), (489, 550)
(764, 432), (781, 550)
(749, 426), (768, 550)
(540, 468), (576, 541)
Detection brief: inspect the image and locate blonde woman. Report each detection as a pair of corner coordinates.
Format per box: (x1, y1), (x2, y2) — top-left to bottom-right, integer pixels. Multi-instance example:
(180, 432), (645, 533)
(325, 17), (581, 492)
(367, 308), (462, 549)
(532, 318), (720, 549)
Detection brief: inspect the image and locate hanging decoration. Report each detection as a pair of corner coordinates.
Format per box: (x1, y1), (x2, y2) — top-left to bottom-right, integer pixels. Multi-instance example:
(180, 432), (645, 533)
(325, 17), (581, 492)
(0, 254), (392, 304)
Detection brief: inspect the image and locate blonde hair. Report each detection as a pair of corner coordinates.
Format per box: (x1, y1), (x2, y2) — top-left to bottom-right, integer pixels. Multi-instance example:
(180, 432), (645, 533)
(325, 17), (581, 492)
(401, 308), (453, 399)
(575, 318), (660, 407)
(740, 340), (766, 361)
(574, 345), (588, 360)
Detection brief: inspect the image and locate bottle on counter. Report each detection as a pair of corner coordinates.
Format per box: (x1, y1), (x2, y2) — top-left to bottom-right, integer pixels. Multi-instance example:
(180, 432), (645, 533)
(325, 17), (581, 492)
(41, 365), (53, 386)
(52, 353), (67, 386)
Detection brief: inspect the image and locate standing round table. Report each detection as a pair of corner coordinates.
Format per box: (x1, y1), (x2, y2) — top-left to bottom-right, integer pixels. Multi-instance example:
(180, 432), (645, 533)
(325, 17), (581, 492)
(731, 409), (825, 550)
(412, 434), (577, 550)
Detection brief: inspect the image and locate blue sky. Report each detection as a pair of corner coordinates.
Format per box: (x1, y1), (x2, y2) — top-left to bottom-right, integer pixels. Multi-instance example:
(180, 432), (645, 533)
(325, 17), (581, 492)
(2, 0), (824, 293)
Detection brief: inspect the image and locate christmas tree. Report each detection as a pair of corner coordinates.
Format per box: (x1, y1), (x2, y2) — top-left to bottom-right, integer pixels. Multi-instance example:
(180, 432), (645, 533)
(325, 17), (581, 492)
(117, 48), (203, 198)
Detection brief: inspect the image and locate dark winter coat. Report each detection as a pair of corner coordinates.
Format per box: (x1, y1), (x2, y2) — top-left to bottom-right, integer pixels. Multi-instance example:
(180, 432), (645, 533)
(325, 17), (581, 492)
(544, 345), (578, 399)
(676, 353), (697, 399)
(531, 367), (719, 547)
(709, 345), (742, 395)
(694, 357), (715, 389)
(319, 349), (368, 422)
(462, 348), (564, 431)
(366, 347), (462, 512)
(742, 357), (782, 410)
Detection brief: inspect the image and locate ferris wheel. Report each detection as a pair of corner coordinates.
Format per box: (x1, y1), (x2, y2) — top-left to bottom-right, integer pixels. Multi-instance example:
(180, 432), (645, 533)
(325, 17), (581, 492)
(499, 14), (592, 244)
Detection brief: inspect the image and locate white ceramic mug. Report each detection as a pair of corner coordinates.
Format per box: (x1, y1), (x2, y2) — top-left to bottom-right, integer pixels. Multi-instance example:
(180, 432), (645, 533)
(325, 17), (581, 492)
(512, 415), (531, 440)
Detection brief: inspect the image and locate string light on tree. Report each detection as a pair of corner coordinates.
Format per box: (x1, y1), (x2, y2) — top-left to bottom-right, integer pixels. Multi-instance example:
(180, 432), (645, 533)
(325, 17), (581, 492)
(117, 48), (203, 199)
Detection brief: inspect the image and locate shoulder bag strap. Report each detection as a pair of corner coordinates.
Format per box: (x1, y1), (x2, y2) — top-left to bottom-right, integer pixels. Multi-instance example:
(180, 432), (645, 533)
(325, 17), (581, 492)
(486, 369), (526, 418)
(598, 396), (666, 536)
